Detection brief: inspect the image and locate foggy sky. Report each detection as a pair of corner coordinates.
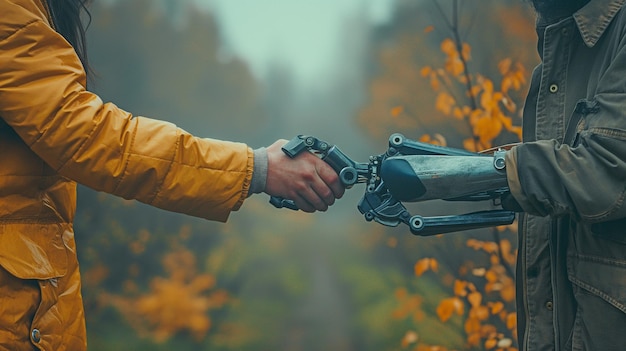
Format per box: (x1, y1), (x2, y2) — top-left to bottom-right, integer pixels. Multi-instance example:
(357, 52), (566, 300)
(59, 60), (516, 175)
(196, 0), (393, 84)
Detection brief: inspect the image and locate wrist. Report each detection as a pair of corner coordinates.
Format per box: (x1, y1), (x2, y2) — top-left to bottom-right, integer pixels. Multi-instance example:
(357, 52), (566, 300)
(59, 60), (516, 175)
(249, 147), (268, 196)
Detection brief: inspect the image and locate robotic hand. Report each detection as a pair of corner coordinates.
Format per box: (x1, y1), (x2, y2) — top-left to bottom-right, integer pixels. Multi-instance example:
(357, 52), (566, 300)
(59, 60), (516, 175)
(270, 133), (518, 236)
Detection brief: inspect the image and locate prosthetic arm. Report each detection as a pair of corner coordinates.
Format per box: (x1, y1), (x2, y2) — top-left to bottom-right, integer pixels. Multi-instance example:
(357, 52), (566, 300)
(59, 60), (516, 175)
(270, 133), (517, 235)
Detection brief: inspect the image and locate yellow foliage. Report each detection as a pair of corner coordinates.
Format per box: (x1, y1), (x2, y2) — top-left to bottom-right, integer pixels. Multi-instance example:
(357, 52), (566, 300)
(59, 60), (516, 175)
(380, 5), (527, 351)
(414, 257), (439, 276)
(453, 280), (468, 297)
(468, 292), (482, 307)
(421, 66), (433, 77)
(500, 282), (516, 302)
(435, 92), (456, 115)
(421, 41), (526, 150)
(485, 338), (498, 349)
(490, 301), (504, 315)
(419, 133), (447, 146)
(436, 297), (464, 322)
(464, 317), (481, 334)
(393, 288), (425, 322)
(506, 312), (517, 330)
(106, 248), (228, 342)
(440, 38), (456, 56)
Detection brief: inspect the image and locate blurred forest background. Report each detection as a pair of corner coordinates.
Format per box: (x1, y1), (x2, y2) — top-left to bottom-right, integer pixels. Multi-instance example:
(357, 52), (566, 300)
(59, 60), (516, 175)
(77, 0), (538, 350)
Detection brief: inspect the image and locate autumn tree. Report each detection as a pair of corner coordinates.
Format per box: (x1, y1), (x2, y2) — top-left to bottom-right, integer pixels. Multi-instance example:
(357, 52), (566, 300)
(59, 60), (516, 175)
(356, 0), (537, 349)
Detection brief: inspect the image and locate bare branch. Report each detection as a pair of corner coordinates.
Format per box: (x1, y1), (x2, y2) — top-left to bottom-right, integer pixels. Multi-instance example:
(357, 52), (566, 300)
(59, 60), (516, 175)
(430, 0), (453, 31)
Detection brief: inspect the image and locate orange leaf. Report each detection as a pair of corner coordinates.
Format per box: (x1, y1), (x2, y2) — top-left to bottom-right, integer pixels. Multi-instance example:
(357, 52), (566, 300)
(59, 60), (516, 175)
(463, 137), (479, 152)
(424, 25), (435, 33)
(414, 258), (432, 276)
(440, 38), (456, 55)
(484, 241), (498, 253)
(467, 332), (482, 347)
(485, 269), (499, 283)
(452, 107), (464, 120)
(436, 299), (454, 322)
(420, 66), (432, 77)
(429, 258), (439, 272)
(446, 57), (465, 76)
(465, 317), (481, 334)
(390, 105), (405, 117)
(454, 280), (468, 297)
(435, 92), (455, 115)
(498, 58), (512, 75)
(475, 115), (502, 144)
(468, 292), (482, 307)
(436, 297), (462, 322)
(466, 238), (482, 250)
(474, 305), (490, 321)
(470, 84), (483, 97)
(490, 301), (504, 314)
(500, 283), (516, 302)
(506, 312), (517, 330)
(501, 76), (514, 94)
(429, 74), (441, 91)
(420, 134), (446, 146)
(485, 338), (498, 350)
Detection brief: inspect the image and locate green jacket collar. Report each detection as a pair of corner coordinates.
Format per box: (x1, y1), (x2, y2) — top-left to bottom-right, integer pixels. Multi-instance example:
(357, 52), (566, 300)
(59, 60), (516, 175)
(574, 0), (626, 47)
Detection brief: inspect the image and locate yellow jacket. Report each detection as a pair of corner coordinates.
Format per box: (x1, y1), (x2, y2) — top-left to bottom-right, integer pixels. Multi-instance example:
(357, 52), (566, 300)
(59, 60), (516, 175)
(0, 0), (253, 349)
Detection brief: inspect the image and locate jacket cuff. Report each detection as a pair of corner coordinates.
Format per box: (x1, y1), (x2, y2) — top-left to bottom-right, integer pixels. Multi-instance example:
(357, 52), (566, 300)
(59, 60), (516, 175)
(505, 146), (530, 211)
(249, 147), (268, 196)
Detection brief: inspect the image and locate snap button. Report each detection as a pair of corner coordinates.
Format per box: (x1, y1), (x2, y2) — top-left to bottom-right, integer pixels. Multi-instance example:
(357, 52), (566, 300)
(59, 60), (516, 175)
(31, 328), (41, 343)
(546, 301), (553, 311)
(549, 84), (558, 93)
(561, 27), (569, 36)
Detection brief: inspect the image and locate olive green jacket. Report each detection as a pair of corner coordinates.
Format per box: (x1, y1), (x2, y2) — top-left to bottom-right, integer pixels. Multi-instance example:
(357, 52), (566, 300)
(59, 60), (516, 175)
(505, 0), (626, 349)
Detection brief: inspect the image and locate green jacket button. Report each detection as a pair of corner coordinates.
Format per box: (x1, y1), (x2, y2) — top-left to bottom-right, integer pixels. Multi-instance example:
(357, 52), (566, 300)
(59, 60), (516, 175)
(549, 84), (558, 93)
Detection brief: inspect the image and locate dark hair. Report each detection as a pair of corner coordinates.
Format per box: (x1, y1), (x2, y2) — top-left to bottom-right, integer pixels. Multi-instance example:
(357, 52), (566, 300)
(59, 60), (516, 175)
(527, 0), (590, 19)
(47, 0), (91, 74)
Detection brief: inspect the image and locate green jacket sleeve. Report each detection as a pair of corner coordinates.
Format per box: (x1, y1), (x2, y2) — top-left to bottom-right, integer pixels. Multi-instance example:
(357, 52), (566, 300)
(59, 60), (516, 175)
(506, 34), (626, 222)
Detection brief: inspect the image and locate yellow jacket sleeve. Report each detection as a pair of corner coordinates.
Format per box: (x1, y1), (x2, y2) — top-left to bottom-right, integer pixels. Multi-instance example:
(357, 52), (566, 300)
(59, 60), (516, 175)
(0, 0), (253, 221)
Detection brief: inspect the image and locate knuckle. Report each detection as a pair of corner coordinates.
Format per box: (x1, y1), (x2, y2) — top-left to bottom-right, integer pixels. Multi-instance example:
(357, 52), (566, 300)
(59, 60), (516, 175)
(294, 183), (309, 193)
(321, 188), (334, 200)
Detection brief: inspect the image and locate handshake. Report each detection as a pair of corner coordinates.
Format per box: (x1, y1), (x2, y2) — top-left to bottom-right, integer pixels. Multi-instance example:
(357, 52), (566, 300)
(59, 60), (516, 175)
(264, 134), (520, 236)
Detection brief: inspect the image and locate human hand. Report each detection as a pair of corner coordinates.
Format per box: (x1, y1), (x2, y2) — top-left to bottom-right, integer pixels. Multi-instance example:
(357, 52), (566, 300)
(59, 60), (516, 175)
(264, 139), (345, 212)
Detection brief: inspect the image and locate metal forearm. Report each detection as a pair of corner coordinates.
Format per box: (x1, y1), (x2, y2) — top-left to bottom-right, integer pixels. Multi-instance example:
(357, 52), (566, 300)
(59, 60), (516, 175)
(380, 152), (508, 202)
